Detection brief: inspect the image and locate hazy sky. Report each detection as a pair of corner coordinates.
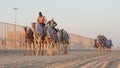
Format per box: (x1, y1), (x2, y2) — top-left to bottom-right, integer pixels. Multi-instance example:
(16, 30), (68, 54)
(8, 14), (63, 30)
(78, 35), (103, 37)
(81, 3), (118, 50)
(0, 0), (120, 46)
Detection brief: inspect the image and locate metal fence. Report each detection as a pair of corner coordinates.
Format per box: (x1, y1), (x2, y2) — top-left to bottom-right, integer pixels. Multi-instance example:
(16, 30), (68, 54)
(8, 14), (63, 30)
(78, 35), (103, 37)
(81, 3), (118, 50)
(0, 22), (25, 50)
(0, 22), (94, 50)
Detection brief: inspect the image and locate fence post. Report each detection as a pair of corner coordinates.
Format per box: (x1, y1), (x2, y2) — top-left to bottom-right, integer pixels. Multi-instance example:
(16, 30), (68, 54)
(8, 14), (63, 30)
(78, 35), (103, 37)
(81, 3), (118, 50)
(5, 23), (8, 49)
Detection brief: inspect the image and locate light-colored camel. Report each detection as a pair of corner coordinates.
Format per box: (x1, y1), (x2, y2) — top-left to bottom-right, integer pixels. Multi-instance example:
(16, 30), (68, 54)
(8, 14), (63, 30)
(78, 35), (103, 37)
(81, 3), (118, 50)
(31, 23), (45, 56)
(44, 27), (59, 56)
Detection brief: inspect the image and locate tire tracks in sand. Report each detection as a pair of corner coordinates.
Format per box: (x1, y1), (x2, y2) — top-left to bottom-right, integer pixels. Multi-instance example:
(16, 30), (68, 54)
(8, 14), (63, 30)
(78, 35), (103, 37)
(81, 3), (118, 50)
(73, 52), (120, 68)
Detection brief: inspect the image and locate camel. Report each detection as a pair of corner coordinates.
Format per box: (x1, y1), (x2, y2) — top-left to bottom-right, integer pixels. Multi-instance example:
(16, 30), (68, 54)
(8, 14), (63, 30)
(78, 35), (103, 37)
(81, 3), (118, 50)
(23, 27), (35, 55)
(93, 39), (104, 52)
(93, 39), (113, 52)
(58, 29), (70, 55)
(44, 26), (59, 56)
(31, 22), (45, 56)
(24, 22), (70, 56)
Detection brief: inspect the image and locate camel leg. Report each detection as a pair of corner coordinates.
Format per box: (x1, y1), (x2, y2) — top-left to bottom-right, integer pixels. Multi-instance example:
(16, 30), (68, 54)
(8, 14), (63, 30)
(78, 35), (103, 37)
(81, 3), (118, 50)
(55, 42), (60, 55)
(48, 42), (54, 56)
(34, 39), (37, 56)
(47, 43), (51, 55)
(97, 47), (99, 52)
(39, 41), (42, 56)
(29, 45), (32, 55)
(43, 42), (46, 50)
(36, 41), (40, 56)
(103, 46), (105, 52)
(60, 43), (63, 54)
(33, 42), (36, 55)
(99, 46), (102, 52)
(94, 48), (98, 52)
(56, 42), (60, 55)
(39, 42), (44, 56)
(44, 42), (48, 55)
(41, 42), (44, 56)
(99, 47), (101, 52)
(29, 42), (32, 56)
(24, 42), (27, 56)
(96, 48), (98, 52)
(63, 43), (67, 55)
(100, 46), (102, 52)
(31, 42), (35, 55)
(36, 46), (38, 55)
(54, 42), (57, 55)
(47, 41), (51, 50)
(39, 43), (41, 55)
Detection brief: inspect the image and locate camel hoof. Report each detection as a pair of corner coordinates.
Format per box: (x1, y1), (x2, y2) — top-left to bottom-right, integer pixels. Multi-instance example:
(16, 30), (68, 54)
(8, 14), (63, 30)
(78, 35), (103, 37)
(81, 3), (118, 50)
(41, 52), (44, 56)
(63, 52), (67, 55)
(24, 53), (27, 56)
(28, 53), (32, 56)
(34, 52), (36, 55)
(35, 54), (38, 56)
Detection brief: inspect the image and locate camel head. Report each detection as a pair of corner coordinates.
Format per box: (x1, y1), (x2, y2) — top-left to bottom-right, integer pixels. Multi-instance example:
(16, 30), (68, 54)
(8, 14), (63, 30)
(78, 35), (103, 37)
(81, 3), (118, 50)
(24, 26), (27, 31)
(31, 22), (36, 30)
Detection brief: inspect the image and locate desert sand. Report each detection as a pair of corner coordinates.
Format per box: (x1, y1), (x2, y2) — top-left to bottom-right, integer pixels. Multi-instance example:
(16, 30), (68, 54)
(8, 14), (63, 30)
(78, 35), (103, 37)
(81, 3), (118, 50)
(0, 50), (120, 68)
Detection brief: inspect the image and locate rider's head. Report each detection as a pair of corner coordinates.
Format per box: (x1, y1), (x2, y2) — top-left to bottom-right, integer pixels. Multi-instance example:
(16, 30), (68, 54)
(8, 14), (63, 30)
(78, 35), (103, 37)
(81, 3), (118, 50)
(39, 12), (42, 16)
(51, 18), (54, 22)
(31, 22), (36, 28)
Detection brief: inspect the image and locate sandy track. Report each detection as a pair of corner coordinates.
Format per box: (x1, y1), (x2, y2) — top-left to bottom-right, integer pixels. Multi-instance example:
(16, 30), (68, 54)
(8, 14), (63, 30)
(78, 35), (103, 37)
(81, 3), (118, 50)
(0, 50), (120, 68)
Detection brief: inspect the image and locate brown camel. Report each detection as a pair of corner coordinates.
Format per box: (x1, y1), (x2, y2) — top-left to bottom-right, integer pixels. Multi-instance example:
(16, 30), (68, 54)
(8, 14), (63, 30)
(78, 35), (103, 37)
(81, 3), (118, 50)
(23, 27), (35, 55)
(59, 29), (70, 55)
(93, 39), (112, 52)
(93, 39), (105, 52)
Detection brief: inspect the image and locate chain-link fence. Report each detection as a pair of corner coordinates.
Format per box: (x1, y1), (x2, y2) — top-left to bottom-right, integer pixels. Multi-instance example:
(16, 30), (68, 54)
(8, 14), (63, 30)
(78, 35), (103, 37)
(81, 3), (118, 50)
(0, 22), (25, 50)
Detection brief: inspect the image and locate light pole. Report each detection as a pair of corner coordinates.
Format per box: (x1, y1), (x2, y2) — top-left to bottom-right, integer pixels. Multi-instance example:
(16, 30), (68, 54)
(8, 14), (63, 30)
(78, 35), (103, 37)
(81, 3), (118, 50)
(13, 8), (19, 48)
(13, 8), (19, 26)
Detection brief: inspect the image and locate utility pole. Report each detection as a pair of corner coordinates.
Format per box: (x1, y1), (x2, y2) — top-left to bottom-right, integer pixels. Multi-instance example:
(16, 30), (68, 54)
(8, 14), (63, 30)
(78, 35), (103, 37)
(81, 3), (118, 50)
(13, 8), (19, 49)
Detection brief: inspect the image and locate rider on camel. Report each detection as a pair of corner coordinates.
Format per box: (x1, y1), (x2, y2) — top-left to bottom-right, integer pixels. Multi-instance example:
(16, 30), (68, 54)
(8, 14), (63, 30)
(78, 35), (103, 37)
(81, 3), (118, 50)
(46, 18), (57, 32)
(36, 12), (46, 37)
